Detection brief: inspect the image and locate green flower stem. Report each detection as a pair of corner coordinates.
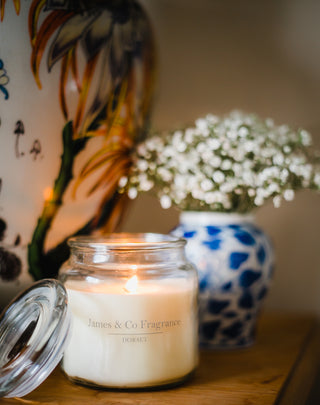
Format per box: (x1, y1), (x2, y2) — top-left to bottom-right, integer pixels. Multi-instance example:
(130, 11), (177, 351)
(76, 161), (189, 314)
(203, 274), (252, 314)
(28, 121), (86, 280)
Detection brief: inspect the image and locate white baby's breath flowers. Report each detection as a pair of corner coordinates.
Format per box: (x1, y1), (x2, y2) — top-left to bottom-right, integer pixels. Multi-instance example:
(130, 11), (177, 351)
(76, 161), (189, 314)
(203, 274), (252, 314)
(160, 195), (172, 209)
(127, 187), (138, 200)
(118, 176), (128, 188)
(120, 111), (320, 213)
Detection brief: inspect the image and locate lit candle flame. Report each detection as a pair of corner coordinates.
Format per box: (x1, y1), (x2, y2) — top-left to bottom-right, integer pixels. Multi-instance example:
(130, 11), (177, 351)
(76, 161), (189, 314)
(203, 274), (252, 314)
(124, 275), (138, 293)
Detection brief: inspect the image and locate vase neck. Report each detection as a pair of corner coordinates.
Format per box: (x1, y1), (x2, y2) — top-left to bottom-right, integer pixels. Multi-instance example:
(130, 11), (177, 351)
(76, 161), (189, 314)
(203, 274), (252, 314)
(180, 211), (255, 225)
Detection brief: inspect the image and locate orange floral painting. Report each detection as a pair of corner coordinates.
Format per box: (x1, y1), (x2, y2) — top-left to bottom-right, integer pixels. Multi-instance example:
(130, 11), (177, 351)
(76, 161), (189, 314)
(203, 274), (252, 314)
(0, 0), (156, 280)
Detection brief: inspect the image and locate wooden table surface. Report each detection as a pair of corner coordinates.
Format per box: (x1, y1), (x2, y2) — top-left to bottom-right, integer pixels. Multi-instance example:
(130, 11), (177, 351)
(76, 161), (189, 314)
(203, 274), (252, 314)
(1, 313), (319, 405)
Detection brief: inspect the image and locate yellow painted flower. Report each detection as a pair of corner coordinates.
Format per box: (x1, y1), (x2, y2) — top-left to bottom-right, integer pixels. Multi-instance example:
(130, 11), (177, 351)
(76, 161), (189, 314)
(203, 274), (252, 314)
(0, 0), (20, 21)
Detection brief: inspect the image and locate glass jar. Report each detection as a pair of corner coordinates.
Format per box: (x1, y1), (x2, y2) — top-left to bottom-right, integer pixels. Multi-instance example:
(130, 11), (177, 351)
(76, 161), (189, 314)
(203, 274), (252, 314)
(59, 233), (199, 390)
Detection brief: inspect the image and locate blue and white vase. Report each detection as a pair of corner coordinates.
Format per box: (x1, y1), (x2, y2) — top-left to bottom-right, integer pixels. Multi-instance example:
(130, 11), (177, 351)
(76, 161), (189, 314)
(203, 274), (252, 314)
(172, 211), (274, 349)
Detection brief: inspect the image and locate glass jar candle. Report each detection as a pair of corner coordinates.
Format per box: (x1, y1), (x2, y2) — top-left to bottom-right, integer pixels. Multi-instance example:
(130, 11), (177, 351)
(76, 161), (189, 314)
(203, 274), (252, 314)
(59, 233), (198, 390)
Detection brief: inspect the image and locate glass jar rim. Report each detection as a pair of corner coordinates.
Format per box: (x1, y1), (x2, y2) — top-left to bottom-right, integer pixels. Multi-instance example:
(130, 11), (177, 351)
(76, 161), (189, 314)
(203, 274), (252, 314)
(68, 233), (186, 251)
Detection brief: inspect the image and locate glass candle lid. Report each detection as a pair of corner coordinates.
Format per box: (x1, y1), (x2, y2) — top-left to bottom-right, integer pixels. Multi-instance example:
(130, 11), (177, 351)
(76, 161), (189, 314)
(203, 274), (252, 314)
(0, 279), (71, 398)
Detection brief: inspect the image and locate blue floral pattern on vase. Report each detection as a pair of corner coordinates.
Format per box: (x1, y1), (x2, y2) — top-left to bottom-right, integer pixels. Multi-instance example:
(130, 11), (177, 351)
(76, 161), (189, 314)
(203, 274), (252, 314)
(172, 212), (274, 349)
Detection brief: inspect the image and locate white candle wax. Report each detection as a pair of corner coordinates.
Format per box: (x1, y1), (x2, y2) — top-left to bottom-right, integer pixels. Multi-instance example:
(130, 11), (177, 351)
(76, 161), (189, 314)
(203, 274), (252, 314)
(62, 277), (198, 388)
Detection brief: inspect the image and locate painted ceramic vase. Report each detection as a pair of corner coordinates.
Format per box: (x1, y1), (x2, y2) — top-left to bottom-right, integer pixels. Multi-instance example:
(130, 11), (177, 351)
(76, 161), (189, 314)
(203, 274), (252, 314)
(172, 211), (274, 348)
(0, 0), (155, 307)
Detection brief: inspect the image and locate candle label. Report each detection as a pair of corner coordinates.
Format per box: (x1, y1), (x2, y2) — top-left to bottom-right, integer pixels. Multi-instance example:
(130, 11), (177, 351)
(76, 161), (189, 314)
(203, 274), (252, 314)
(87, 317), (183, 343)
(65, 285), (195, 360)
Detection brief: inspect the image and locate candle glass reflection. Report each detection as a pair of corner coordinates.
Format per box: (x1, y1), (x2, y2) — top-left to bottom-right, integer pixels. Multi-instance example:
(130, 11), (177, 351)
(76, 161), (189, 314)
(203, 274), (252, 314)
(59, 233), (198, 390)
